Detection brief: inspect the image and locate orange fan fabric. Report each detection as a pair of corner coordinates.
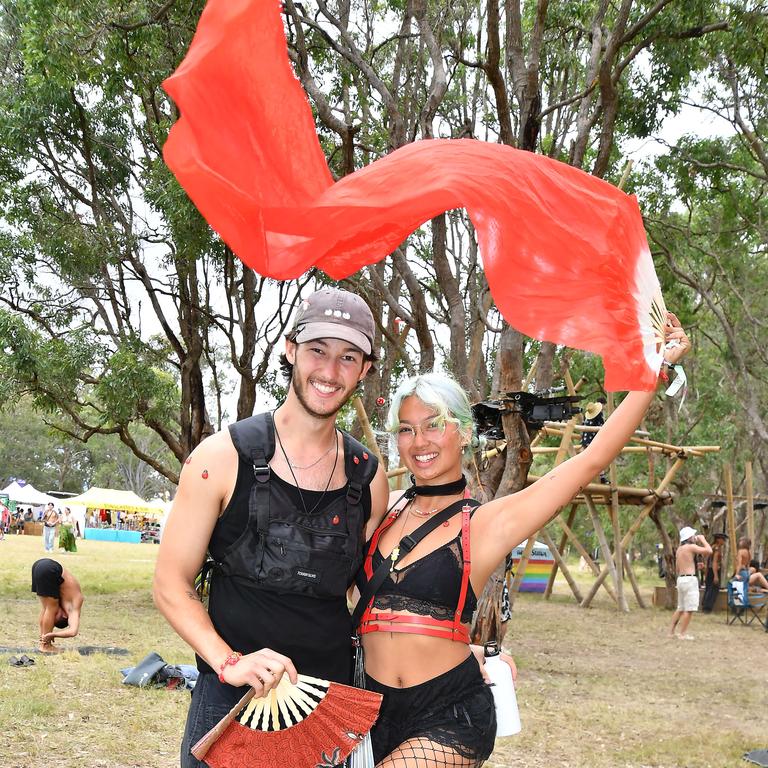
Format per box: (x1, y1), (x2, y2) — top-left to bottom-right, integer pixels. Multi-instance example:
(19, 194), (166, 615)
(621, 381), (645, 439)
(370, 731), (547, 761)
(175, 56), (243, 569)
(198, 679), (382, 768)
(163, 0), (665, 391)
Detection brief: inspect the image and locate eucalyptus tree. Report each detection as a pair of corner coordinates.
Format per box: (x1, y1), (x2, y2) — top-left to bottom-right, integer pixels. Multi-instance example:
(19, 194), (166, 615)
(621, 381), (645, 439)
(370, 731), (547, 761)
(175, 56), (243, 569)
(641, 4), (768, 491)
(0, 0), (306, 482)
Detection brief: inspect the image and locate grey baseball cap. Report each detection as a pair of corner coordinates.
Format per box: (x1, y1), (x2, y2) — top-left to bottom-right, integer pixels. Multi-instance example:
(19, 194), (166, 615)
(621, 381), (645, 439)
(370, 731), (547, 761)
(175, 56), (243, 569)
(291, 288), (375, 355)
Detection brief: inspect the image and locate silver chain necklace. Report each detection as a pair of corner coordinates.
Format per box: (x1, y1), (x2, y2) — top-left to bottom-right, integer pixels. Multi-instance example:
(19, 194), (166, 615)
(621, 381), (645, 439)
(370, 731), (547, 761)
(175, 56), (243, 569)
(273, 420), (339, 517)
(284, 440), (336, 470)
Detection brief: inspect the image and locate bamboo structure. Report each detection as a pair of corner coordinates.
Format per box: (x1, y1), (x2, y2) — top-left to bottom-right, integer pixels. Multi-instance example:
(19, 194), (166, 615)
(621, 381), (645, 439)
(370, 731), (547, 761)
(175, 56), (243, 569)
(368, 357), (723, 615)
(746, 461), (755, 546)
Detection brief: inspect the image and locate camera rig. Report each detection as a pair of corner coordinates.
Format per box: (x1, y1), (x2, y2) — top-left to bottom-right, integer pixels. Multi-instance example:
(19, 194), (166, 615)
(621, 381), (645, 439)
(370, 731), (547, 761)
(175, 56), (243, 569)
(472, 391), (583, 439)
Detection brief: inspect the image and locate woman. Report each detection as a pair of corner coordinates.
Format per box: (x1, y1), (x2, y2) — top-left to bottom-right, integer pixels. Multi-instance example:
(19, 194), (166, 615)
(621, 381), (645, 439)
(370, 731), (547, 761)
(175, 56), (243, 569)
(58, 507), (77, 553)
(733, 538), (768, 591)
(356, 314), (689, 767)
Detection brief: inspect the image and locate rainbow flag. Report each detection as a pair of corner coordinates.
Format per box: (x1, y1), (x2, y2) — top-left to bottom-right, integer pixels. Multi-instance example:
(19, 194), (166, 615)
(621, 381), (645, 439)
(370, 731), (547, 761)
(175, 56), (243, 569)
(511, 540), (555, 593)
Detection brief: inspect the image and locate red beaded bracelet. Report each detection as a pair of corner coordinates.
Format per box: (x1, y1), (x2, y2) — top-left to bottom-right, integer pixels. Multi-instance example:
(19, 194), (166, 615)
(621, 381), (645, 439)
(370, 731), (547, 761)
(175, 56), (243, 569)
(218, 651), (242, 683)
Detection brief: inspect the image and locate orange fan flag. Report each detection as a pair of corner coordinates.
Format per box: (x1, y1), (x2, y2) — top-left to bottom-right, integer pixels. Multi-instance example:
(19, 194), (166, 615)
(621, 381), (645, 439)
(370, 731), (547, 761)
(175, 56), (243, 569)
(163, 0), (666, 391)
(192, 674), (382, 768)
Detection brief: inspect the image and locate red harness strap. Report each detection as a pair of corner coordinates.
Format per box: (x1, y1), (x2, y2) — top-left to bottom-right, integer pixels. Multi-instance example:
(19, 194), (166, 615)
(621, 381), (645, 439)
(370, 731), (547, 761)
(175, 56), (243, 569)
(362, 509), (400, 580)
(360, 505), (474, 643)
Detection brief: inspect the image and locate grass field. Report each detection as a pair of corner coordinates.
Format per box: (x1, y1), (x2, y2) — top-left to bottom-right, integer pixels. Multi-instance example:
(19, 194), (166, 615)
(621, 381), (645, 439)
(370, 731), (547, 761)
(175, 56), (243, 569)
(1, 534), (766, 768)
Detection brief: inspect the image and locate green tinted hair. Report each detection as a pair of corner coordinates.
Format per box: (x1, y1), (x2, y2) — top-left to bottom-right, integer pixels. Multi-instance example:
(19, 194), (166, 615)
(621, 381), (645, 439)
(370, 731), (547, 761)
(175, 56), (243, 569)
(386, 372), (480, 462)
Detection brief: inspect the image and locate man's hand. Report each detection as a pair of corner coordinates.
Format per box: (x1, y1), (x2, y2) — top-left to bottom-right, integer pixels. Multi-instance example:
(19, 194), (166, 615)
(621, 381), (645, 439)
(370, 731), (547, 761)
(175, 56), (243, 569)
(41, 631), (56, 643)
(220, 648), (298, 695)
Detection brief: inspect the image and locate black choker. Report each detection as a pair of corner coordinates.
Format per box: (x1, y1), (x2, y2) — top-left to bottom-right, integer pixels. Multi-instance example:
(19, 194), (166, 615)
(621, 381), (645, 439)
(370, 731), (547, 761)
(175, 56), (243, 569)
(409, 475), (467, 497)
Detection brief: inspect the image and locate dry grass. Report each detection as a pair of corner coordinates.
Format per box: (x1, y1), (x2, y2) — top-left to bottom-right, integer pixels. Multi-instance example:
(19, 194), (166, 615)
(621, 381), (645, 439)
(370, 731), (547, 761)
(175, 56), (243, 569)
(1, 535), (766, 768)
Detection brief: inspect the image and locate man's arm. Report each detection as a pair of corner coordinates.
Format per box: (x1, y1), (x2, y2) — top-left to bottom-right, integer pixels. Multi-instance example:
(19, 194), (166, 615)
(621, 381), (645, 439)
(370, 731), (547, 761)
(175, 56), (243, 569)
(689, 536), (713, 557)
(153, 431), (296, 693)
(712, 550), (722, 584)
(42, 605), (82, 641)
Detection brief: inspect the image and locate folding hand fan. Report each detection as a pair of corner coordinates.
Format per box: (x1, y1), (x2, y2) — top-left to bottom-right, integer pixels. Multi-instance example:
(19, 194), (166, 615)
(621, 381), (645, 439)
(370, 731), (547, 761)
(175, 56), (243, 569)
(163, 0), (668, 391)
(191, 673), (382, 768)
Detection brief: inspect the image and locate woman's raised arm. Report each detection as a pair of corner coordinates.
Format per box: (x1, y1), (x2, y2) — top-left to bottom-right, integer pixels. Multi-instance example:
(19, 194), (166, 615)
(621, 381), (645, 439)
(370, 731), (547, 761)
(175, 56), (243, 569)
(473, 313), (690, 565)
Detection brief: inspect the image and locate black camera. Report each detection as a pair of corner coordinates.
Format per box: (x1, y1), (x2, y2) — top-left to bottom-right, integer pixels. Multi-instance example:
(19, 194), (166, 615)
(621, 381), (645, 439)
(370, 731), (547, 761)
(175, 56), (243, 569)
(472, 391), (582, 438)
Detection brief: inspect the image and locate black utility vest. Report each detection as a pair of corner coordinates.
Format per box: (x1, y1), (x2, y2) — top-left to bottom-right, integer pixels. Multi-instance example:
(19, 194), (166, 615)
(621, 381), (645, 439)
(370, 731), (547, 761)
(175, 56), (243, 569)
(215, 412), (378, 600)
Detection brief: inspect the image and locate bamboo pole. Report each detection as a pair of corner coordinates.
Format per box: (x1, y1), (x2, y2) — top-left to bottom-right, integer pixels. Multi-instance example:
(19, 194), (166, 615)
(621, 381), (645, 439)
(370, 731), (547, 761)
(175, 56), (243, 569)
(515, 413), (577, 598)
(558, 514), (618, 604)
(582, 494), (622, 607)
(725, 463), (738, 572)
(746, 461), (755, 546)
(539, 425), (719, 456)
(539, 528), (583, 602)
(622, 551), (647, 609)
(532, 445), (704, 455)
(581, 456), (686, 607)
(618, 159), (634, 190)
(482, 441), (507, 461)
(606, 393), (628, 612)
(524, 474), (673, 500)
(509, 538), (536, 595)
(521, 358), (538, 391)
(544, 504), (577, 599)
(352, 396), (383, 462)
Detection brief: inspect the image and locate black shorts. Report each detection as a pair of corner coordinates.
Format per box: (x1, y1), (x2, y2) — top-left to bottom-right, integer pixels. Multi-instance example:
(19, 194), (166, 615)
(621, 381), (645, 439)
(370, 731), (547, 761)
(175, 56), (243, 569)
(31, 558), (64, 598)
(365, 654), (496, 766)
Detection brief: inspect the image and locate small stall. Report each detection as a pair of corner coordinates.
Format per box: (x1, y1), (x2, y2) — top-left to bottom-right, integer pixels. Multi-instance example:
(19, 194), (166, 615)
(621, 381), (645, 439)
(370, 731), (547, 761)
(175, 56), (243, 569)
(67, 487), (164, 544)
(0, 481), (62, 535)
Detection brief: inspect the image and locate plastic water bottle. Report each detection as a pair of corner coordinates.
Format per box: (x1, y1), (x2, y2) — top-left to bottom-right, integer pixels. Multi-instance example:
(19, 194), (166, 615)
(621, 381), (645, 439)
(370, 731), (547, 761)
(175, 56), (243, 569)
(483, 641), (521, 737)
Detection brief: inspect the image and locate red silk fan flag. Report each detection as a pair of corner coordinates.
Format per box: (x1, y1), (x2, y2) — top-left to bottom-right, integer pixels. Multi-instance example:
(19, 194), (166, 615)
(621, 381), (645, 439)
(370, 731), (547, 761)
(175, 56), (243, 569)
(163, 0), (666, 391)
(192, 674), (382, 768)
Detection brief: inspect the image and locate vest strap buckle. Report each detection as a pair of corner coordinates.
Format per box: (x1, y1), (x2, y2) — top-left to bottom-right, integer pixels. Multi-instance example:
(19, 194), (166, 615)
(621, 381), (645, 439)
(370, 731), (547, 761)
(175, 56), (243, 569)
(253, 465), (270, 483)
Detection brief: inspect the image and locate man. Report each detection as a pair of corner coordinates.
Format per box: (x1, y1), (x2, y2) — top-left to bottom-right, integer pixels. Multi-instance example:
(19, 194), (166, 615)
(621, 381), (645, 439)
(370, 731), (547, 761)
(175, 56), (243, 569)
(42, 502), (59, 552)
(31, 558), (85, 653)
(154, 288), (390, 768)
(701, 532), (727, 613)
(668, 526), (712, 640)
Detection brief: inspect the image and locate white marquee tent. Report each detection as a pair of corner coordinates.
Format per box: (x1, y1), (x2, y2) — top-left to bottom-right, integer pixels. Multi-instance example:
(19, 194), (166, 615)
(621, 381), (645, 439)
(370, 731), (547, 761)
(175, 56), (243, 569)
(0, 481), (60, 507)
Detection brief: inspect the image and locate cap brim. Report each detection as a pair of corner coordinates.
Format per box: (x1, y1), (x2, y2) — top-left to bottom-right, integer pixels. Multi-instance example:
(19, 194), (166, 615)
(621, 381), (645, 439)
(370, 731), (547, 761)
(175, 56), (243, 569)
(294, 322), (371, 355)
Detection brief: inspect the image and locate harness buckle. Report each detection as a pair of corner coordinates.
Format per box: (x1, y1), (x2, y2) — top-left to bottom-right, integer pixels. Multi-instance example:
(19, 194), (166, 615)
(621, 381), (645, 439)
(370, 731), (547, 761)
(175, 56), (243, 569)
(253, 465), (270, 483)
(346, 482), (362, 504)
(400, 535), (417, 553)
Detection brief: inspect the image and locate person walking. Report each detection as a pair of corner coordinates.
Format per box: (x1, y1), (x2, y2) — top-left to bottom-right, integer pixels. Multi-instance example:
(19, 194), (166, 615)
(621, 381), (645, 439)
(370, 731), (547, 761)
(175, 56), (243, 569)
(58, 507), (78, 553)
(42, 503), (59, 553)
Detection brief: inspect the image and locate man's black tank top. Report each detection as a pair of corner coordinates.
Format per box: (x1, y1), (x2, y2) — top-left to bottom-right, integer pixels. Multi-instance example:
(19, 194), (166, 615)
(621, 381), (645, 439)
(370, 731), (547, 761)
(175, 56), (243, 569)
(197, 456), (371, 684)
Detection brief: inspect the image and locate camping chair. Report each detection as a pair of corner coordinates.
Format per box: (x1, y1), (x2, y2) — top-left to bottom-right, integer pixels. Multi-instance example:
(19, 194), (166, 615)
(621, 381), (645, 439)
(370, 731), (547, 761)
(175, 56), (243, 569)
(726, 579), (768, 629)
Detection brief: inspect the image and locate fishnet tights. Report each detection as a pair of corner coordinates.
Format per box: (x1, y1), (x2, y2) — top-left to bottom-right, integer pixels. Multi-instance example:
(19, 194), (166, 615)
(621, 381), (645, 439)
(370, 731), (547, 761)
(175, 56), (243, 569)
(376, 737), (485, 768)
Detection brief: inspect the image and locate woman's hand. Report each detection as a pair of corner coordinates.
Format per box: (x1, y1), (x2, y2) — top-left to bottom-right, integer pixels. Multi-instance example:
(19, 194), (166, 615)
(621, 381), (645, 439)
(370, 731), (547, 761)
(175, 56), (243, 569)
(662, 312), (690, 366)
(471, 645), (518, 683)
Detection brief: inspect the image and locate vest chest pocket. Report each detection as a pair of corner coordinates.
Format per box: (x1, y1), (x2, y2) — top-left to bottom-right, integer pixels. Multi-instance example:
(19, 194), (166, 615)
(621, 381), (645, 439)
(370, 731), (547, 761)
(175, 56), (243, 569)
(269, 519), (350, 554)
(261, 535), (353, 598)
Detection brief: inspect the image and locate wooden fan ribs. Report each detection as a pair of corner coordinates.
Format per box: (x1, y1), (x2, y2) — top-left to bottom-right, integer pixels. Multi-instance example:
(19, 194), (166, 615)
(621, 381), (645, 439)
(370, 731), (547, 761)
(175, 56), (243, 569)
(239, 675), (330, 731)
